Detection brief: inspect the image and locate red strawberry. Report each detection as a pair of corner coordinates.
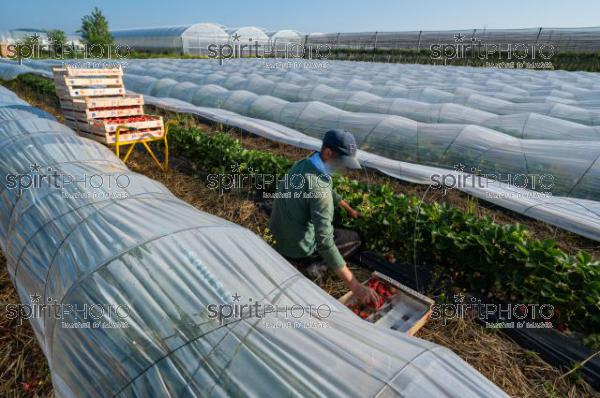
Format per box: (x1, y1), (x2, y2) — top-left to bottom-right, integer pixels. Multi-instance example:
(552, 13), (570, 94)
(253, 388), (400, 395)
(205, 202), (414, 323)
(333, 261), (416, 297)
(21, 381), (36, 393)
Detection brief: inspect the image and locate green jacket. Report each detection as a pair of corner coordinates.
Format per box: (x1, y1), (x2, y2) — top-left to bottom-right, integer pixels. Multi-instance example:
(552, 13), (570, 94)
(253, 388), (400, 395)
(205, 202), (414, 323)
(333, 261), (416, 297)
(268, 155), (345, 270)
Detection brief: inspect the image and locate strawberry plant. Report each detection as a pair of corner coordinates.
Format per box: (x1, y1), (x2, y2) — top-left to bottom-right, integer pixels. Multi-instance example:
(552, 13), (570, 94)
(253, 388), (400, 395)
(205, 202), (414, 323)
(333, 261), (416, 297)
(170, 124), (600, 336)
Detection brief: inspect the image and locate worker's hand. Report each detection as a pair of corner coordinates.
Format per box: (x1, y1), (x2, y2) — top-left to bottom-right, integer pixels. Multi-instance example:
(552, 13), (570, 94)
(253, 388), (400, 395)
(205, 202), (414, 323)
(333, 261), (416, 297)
(340, 200), (360, 218)
(348, 207), (360, 218)
(351, 282), (378, 305)
(337, 265), (377, 305)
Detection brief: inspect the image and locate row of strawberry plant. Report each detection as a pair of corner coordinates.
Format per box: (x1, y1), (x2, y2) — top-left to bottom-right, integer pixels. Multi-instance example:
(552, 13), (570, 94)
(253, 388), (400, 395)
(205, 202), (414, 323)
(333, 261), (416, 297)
(170, 125), (600, 337)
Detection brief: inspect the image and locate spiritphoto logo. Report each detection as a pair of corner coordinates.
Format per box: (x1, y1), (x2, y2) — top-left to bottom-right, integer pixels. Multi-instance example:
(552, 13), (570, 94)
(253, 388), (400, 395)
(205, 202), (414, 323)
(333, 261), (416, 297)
(206, 292), (332, 329)
(5, 163), (131, 199)
(5, 294), (130, 329)
(207, 33), (331, 61)
(206, 162), (332, 198)
(430, 293), (555, 329)
(429, 163), (555, 198)
(5, 33), (131, 60)
(430, 33), (555, 68)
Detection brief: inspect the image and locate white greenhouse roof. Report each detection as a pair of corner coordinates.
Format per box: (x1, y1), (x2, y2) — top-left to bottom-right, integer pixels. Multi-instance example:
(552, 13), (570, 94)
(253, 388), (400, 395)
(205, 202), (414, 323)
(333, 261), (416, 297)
(228, 26), (270, 41)
(111, 24), (194, 38)
(270, 29), (303, 40)
(0, 29), (82, 45)
(112, 23), (228, 39)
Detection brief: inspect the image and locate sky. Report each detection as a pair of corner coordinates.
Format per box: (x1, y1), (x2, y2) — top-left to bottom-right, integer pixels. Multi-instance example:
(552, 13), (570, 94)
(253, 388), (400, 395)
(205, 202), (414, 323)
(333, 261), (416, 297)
(2, 0), (600, 34)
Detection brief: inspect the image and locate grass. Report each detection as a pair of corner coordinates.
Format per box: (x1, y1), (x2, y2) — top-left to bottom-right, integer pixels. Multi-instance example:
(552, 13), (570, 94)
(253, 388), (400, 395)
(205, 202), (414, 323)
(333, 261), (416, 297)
(0, 252), (52, 397)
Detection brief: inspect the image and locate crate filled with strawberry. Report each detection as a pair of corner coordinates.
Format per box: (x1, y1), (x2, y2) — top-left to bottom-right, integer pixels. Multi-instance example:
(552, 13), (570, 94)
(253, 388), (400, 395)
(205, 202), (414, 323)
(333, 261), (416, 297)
(70, 114), (166, 144)
(340, 272), (434, 335)
(342, 276), (399, 320)
(91, 115), (164, 133)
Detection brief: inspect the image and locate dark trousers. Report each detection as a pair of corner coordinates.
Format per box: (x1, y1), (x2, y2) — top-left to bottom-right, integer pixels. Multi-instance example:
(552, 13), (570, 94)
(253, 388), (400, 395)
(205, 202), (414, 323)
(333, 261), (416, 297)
(286, 228), (361, 267)
(333, 228), (362, 258)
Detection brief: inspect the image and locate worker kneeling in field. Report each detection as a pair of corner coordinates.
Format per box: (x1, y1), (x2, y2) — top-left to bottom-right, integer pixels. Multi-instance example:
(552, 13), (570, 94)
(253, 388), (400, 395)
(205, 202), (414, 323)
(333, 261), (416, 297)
(269, 129), (378, 304)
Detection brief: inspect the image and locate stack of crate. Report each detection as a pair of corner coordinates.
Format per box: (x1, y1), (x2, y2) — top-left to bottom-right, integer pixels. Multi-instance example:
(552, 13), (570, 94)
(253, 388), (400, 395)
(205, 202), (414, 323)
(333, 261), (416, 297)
(52, 66), (165, 145)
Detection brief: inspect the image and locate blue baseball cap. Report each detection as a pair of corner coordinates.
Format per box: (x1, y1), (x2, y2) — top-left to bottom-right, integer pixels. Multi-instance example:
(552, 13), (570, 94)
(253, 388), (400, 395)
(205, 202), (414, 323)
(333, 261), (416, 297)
(322, 129), (361, 169)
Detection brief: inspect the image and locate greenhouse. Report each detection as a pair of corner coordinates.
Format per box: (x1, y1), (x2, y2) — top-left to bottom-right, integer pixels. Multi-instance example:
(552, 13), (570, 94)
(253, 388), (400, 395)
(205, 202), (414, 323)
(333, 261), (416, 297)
(227, 26), (269, 43)
(0, 29), (83, 49)
(305, 26), (600, 52)
(269, 29), (303, 45)
(0, 84), (509, 397)
(0, 29), (50, 44)
(111, 23), (229, 55)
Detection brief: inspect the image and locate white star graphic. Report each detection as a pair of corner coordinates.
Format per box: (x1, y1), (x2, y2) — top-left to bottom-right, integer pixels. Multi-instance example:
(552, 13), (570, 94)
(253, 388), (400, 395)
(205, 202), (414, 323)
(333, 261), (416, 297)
(453, 163), (466, 172)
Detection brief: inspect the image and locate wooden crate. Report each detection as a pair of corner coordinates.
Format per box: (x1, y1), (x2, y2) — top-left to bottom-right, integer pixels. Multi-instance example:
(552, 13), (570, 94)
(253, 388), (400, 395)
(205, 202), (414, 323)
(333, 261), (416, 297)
(59, 95), (143, 111)
(52, 66), (167, 153)
(51, 66), (123, 77)
(56, 85), (125, 98)
(61, 100), (143, 120)
(53, 65), (125, 99)
(65, 115), (164, 145)
(62, 106), (143, 123)
(339, 271), (434, 336)
(59, 94), (145, 121)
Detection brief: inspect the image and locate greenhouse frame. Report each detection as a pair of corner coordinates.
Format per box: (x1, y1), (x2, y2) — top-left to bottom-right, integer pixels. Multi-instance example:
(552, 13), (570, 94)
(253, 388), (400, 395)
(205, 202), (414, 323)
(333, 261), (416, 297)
(108, 24), (600, 55)
(111, 23), (230, 55)
(305, 26), (600, 52)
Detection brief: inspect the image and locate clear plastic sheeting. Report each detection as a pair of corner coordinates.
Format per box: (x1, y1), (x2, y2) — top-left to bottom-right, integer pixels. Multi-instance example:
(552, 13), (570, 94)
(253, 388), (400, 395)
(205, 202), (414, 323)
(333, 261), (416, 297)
(140, 94), (600, 243)
(0, 85), (510, 397)
(0, 28), (50, 45)
(120, 71), (600, 200)
(116, 61), (600, 140)
(0, 29), (83, 47)
(0, 61), (48, 80)
(227, 26), (270, 57)
(111, 23), (230, 55)
(1, 59), (600, 241)
(269, 29), (303, 45)
(306, 26), (600, 52)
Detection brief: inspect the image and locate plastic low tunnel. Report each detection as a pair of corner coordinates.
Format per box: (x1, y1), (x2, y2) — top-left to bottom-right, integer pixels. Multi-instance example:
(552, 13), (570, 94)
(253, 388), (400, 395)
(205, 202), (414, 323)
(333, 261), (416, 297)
(0, 86), (509, 396)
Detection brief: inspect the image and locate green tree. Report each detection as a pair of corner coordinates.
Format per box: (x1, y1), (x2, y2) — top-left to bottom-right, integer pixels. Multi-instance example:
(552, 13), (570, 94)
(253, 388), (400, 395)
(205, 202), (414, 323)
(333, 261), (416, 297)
(47, 29), (67, 55)
(78, 7), (113, 51)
